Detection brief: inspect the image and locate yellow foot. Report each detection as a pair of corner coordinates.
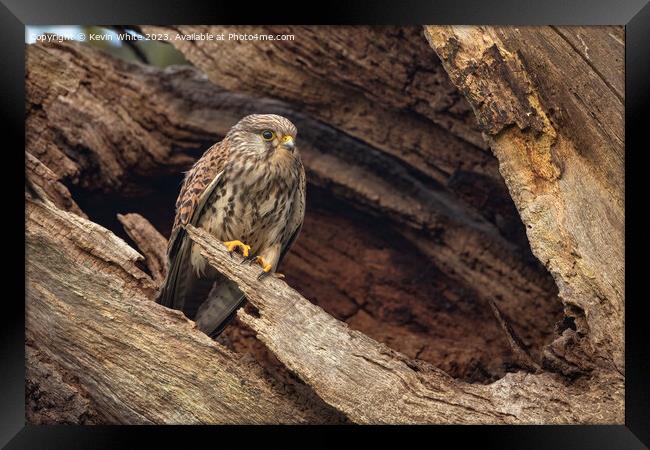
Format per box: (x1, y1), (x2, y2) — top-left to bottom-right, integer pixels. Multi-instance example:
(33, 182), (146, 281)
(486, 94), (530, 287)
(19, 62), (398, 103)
(254, 256), (273, 273)
(253, 256), (284, 280)
(223, 240), (251, 257)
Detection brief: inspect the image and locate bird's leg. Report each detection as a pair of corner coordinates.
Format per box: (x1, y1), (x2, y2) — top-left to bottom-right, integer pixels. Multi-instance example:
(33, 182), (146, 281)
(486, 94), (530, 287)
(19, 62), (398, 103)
(223, 240), (251, 258)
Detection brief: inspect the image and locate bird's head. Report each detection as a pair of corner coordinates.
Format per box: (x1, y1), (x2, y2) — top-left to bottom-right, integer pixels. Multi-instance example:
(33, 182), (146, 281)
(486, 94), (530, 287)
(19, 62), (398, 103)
(228, 114), (298, 157)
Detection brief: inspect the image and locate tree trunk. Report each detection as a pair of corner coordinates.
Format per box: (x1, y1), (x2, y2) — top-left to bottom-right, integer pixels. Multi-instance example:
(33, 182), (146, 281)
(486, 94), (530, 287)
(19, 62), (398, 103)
(25, 25), (624, 423)
(424, 26), (624, 379)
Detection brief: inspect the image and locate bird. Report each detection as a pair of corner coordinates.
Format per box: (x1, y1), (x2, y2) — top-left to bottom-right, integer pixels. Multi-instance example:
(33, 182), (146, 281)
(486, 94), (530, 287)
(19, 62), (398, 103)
(156, 114), (306, 337)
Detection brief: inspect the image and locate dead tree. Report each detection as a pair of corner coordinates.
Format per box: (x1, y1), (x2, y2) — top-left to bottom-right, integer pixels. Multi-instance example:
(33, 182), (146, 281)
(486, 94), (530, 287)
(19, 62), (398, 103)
(25, 25), (624, 424)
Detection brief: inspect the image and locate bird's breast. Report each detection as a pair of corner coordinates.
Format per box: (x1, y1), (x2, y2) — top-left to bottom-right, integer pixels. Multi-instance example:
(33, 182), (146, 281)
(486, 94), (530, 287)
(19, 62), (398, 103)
(201, 156), (299, 253)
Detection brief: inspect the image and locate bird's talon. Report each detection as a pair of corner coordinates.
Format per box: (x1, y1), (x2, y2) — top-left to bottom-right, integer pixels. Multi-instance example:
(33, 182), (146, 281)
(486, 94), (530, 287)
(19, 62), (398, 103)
(258, 271), (284, 281)
(253, 256), (275, 280)
(240, 253), (257, 265)
(223, 240), (251, 258)
(254, 256), (272, 272)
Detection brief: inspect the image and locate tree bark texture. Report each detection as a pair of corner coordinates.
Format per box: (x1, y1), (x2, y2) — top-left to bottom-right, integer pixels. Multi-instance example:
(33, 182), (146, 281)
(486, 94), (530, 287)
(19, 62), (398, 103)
(186, 223), (622, 424)
(24, 187), (624, 424)
(26, 193), (346, 424)
(424, 26), (624, 379)
(24, 25), (624, 423)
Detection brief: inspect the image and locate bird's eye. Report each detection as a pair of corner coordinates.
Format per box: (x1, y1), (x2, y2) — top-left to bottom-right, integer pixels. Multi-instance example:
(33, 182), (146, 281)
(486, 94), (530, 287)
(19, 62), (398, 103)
(262, 130), (274, 141)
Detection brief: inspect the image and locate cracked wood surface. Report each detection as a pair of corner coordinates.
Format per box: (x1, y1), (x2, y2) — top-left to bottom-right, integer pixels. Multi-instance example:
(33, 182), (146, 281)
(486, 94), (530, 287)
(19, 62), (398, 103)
(424, 26), (624, 398)
(26, 151), (86, 218)
(24, 27), (625, 424)
(185, 223), (623, 424)
(117, 212), (168, 284)
(140, 25), (486, 150)
(25, 195), (344, 424)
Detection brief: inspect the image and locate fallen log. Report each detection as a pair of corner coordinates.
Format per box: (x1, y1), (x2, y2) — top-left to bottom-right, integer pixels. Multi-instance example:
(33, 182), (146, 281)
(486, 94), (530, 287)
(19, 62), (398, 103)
(23, 24), (626, 425)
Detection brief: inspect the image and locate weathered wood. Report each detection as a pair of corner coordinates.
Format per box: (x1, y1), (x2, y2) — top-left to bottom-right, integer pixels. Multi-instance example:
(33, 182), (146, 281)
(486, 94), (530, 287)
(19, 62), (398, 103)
(424, 25), (624, 390)
(487, 299), (542, 373)
(549, 26), (624, 103)
(23, 25), (626, 425)
(25, 194), (345, 424)
(26, 152), (86, 218)
(26, 343), (99, 424)
(25, 40), (563, 381)
(26, 42), (206, 193)
(186, 223), (623, 424)
(117, 213), (168, 284)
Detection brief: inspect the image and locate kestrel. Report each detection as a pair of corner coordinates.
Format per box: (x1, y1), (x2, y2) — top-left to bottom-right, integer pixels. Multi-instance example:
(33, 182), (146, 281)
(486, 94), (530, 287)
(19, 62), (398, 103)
(157, 114), (306, 337)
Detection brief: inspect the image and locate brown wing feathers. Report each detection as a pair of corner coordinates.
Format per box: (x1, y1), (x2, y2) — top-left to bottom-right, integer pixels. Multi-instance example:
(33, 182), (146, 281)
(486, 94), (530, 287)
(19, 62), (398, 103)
(173, 141), (230, 235)
(156, 141), (229, 312)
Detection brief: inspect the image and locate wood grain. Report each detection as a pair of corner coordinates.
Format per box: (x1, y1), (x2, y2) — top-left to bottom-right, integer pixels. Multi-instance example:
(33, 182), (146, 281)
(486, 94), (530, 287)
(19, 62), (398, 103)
(186, 223), (623, 424)
(25, 195), (345, 424)
(26, 40), (563, 380)
(425, 25), (624, 386)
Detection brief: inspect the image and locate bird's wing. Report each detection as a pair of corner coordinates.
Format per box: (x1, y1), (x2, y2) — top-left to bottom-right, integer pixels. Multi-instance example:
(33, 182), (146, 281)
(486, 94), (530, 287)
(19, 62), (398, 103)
(278, 166), (306, 268)
(171, 140), (231, 246)
(156, 140), (230, 313)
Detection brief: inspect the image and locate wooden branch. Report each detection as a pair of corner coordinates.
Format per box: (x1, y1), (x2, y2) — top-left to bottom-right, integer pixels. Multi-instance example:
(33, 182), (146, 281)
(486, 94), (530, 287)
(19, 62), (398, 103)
(26, 38), (491, 192)
(24, 26), (625, 425)
(117, 213), (168, 284)
(26, 195), (344, 424)
(26, 41), (210, 192)
(424, 26), (624, 379)
(186, 223), (623, 424)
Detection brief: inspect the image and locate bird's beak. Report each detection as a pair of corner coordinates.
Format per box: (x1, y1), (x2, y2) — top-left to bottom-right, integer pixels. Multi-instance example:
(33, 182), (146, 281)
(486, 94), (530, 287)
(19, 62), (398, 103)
(280, 135), (295, 152)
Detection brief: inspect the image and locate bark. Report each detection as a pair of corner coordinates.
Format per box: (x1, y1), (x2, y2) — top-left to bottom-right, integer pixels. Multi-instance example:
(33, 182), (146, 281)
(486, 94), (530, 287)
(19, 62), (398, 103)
(26, 151), (86, 218)
(26, 344), (99, 424)
(25, 193), (345, 424)
(185, 223), (623, 424)
(424, 25), (623, 403)
(25, 41), (210, 194)
(117, 213), (168, 284)
(139, 26), (486, 150)
(26, 40), (563, 383)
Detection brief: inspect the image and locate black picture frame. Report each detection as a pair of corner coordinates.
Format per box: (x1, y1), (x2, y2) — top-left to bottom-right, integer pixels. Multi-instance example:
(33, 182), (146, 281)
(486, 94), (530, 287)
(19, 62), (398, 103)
(3, 0), (648, 447)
